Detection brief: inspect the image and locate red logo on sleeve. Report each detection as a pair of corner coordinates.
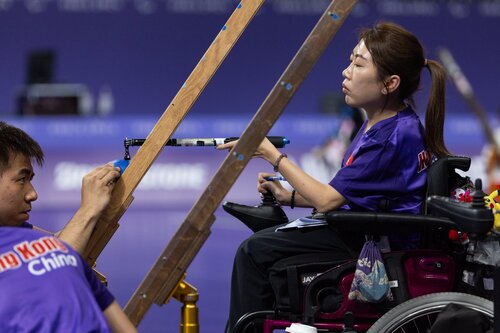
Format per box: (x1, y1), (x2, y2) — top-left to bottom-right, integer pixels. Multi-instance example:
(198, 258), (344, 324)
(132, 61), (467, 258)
(345, 154), (354, 166)
(417, 150), (432, 173)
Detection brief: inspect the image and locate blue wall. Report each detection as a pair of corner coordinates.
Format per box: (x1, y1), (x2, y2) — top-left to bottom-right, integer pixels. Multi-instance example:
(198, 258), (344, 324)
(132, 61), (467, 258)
(1, 0), (499, 118)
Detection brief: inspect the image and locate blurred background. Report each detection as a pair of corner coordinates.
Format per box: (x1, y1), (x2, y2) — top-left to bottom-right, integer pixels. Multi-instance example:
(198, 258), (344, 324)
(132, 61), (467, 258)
(1, 0), (499, 332)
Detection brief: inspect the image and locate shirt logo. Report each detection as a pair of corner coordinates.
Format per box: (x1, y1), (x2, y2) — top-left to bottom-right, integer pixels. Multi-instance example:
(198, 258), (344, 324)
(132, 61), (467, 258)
(345, 154), (354, 166)
(417, 150), (432, 173)
(0, 236), (78, 277)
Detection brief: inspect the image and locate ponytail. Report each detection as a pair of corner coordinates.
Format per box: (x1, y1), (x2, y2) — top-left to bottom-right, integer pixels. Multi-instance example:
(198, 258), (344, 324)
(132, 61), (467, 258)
(361, 22), (451, 157)
(424, 60), (450, 158)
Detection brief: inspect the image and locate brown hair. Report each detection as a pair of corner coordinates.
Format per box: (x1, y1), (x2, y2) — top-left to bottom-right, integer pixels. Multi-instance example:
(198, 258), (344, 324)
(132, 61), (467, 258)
(359, 22), (449, 157)
(0, 121), (44, 173)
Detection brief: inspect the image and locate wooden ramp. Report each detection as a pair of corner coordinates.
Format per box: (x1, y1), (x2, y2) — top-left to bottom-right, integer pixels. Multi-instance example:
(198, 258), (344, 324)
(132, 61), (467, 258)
(123, 0), (358, 326)
(82, 0), (266, 266)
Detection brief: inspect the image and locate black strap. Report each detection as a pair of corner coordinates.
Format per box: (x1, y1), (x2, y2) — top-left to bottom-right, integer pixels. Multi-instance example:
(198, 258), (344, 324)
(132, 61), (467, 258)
(286, 265), (301, 315)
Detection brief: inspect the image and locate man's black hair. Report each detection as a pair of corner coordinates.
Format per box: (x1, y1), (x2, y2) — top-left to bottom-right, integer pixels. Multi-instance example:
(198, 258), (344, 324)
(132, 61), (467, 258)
(0, 121), (44, 172)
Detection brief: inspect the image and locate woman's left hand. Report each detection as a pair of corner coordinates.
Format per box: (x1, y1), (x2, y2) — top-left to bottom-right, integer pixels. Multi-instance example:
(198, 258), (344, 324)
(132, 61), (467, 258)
(257, 172), (290, 204)
(216, 137), (278, 163)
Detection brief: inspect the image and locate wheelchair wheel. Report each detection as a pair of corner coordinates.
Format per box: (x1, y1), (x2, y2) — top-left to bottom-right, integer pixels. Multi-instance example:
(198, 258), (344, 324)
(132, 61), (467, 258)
(232, 310), (274, 333)
(366, 292), (493, 333)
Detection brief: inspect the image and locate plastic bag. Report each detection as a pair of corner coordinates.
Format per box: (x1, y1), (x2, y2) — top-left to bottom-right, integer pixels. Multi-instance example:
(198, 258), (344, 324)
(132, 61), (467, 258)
(348, 240), (393, 302)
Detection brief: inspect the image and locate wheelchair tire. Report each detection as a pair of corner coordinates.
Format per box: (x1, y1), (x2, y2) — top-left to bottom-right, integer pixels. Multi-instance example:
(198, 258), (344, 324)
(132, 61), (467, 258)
(366, 292), (493, 333)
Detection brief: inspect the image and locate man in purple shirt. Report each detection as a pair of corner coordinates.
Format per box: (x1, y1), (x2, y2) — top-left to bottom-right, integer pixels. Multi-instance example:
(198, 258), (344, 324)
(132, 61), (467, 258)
(0, 121), (137, 332)
(0, 227), (116, 332)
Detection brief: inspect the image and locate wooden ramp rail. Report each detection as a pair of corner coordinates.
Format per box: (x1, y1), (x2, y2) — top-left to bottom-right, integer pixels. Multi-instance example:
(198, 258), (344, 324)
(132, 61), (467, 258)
(124, 0), (358, 326)
(82, 0), (266, 266)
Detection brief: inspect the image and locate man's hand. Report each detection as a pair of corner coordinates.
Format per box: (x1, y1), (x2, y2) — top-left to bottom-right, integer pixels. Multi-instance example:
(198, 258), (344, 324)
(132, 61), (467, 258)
(80, 164), (121, 218)
(58, 163), (121, 254)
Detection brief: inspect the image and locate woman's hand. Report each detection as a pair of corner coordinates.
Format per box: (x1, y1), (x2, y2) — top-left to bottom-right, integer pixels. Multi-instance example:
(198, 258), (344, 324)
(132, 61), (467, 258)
(215, 139), (237, 151)
(216, 137), (280, 163)
(217, 137), (292, 205)
(258, 172), (290, 205)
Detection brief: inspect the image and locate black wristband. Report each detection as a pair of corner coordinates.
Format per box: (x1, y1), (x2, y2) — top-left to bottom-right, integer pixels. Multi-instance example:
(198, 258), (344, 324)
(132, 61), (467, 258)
(290, 189), (296, 209)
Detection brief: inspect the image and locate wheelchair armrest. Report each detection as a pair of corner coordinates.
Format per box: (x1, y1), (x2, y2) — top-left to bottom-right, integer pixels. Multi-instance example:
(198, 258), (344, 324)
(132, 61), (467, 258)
(325, 211), (457, 234)
(426, 195), (493, 234)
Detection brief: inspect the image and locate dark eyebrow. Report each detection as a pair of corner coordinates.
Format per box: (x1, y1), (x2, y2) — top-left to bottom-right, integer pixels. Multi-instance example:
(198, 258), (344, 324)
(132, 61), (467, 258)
(17, 168), (34, 177)
(354, 53), (367, 61)
(349, 52), (367, 61)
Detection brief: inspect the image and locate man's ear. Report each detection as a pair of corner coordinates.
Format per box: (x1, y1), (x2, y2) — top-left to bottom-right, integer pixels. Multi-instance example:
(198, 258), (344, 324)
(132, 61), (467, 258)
(384, 75), (401, 94)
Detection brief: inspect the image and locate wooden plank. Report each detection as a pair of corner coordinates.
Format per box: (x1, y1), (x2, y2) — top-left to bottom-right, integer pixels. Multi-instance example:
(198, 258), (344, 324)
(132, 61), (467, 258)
(124, 0), (358, 326)
(82, 0), (266, 265)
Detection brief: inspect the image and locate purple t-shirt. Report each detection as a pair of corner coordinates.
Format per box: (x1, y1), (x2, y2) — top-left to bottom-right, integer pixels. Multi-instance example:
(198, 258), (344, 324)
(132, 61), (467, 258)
(0, 227), (114, 332)
(330, 107), (429, 214)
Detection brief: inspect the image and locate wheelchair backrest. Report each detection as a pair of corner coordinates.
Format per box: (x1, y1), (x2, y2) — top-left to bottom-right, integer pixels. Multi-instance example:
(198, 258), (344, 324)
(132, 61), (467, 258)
(424, 155), (471, 214)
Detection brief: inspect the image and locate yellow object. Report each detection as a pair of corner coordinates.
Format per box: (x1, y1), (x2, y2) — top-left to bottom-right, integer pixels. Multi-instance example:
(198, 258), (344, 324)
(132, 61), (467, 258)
(172, 279), (199, 333)
(484, 189), (500, 230)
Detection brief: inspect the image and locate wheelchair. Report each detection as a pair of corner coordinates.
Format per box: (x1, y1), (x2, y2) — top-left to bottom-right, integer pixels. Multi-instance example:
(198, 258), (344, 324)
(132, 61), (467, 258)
(222, 156), (495, 332)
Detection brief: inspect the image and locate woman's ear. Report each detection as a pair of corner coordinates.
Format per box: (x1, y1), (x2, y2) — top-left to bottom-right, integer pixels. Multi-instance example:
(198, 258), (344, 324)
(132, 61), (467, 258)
(384, 75), (401, 94)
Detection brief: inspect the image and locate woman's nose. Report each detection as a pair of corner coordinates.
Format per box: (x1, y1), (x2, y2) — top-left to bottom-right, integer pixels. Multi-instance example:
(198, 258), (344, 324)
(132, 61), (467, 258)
(342, 64), (351, 79)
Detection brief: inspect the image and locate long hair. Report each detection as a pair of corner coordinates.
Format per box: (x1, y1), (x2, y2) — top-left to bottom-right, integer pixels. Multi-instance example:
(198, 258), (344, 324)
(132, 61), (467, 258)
(0, 121), (44, 173)
(360, 22), (450, 157)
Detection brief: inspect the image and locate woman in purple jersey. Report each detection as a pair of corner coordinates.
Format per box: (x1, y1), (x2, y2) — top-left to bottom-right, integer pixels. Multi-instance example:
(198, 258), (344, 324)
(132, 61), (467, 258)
(218, 22), (450, 332)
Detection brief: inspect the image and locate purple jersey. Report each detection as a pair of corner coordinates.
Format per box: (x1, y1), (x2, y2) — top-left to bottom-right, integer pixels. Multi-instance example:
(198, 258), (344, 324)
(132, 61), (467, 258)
(330, 106), (429, 214)
(0, 227), (114, 333)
